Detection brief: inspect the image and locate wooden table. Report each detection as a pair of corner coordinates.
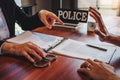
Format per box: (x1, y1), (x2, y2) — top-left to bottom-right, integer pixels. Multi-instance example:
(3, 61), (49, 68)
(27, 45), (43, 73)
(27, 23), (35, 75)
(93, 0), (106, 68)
(0, 16), (120, 80)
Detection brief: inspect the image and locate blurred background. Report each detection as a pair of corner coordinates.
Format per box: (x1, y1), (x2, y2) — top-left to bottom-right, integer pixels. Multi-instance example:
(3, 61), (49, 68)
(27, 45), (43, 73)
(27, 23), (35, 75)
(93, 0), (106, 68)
(15, 0), (120, 16)
(14, 0), (120, 35)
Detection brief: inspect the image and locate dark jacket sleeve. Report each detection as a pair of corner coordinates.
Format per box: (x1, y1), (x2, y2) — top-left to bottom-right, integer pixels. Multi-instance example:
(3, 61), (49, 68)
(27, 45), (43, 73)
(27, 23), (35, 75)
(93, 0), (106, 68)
(14, 1), (45, 30)
(0, 0), (45, 46)
(0, 41), (5, 46)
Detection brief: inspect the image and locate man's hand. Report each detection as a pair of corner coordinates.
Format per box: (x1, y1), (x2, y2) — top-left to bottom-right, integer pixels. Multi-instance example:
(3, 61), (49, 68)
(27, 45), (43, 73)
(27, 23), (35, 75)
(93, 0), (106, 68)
(1, 42), (47, 63)
(89, 7), (120, 46)
(39, 10), (64, 29)
(89, 7), (110, 42)
(77, 59), (118, 80)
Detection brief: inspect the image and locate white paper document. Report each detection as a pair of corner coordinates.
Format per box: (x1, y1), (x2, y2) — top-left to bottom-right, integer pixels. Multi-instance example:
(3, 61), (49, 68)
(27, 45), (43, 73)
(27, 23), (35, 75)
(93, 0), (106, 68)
(7, 31), (117, 63)
(7, 31), (64, 51)
(50, 39), (117, 63)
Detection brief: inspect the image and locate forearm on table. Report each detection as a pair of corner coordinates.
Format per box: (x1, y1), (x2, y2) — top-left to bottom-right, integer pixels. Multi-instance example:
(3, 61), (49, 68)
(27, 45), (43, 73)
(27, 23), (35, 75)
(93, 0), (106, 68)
(108, 74), (120, 80)
(106, 34), (120, 46)
(1, 42), (16, 55)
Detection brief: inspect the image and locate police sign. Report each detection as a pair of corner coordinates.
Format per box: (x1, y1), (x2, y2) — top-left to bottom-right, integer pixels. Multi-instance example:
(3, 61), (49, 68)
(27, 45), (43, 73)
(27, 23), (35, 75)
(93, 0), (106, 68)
(57, 9), (88, 24)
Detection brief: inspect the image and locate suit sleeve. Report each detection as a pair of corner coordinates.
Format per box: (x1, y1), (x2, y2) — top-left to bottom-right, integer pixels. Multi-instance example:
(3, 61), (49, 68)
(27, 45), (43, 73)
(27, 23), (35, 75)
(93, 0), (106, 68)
(0, 41), (5, 46)
(14, 1), (45, 30)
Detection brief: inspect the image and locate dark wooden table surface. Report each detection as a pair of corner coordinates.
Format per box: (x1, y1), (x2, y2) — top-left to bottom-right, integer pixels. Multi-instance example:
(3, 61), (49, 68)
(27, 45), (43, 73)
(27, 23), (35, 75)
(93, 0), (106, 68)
(0, 16), (120, 80)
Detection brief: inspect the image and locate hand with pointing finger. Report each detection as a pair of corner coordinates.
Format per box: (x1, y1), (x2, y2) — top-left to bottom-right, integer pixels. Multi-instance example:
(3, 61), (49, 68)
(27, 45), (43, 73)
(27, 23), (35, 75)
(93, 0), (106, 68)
(39, 10), (64, 29)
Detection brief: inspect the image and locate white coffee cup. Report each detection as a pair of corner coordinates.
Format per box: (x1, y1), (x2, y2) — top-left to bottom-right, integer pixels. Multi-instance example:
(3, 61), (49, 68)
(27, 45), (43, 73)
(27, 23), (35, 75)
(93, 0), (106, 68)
(87, 22), (96, 32)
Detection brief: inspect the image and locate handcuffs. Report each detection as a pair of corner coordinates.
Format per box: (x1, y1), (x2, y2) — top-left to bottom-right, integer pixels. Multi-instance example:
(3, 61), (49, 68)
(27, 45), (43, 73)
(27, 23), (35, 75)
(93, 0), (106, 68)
(33, 54), (57, 68)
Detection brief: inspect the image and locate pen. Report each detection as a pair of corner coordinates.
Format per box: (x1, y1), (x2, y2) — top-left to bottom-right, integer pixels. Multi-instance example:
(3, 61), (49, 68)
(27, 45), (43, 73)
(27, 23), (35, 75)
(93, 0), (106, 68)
(86, 44), (107, 51)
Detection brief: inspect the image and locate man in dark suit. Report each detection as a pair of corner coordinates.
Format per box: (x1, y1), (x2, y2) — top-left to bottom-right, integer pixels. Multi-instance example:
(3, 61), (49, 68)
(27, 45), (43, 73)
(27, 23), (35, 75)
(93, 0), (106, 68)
(0, 0), (63, 63)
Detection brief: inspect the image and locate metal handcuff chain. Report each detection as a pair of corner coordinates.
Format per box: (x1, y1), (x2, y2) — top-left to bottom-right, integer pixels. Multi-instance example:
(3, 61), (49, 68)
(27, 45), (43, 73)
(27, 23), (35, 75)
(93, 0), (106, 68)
(33, 54), (57, 68)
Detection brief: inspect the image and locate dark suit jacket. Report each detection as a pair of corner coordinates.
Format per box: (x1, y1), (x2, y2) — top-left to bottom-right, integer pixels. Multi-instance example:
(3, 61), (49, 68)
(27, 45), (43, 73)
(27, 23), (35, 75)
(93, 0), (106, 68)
(0, 0), (44, 46)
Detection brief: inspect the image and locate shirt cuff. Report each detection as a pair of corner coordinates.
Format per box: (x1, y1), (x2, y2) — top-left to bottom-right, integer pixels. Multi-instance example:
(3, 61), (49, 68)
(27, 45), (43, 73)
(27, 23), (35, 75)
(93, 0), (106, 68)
(0, 42), (5, 55)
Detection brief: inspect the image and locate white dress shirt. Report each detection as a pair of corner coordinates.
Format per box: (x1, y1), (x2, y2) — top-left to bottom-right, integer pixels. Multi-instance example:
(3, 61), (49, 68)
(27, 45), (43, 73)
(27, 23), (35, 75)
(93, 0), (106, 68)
(0, 8), (10, 55)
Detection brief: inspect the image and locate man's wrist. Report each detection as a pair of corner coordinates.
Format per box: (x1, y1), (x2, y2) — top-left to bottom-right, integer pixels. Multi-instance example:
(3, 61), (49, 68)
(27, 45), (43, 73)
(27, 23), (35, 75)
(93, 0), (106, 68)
(104, 34), (109, 41)
(38, 11), (41, 19)
(1, 42), (15, 54)
(0, 42), (7, 55)
(108, 74), (120, 80)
